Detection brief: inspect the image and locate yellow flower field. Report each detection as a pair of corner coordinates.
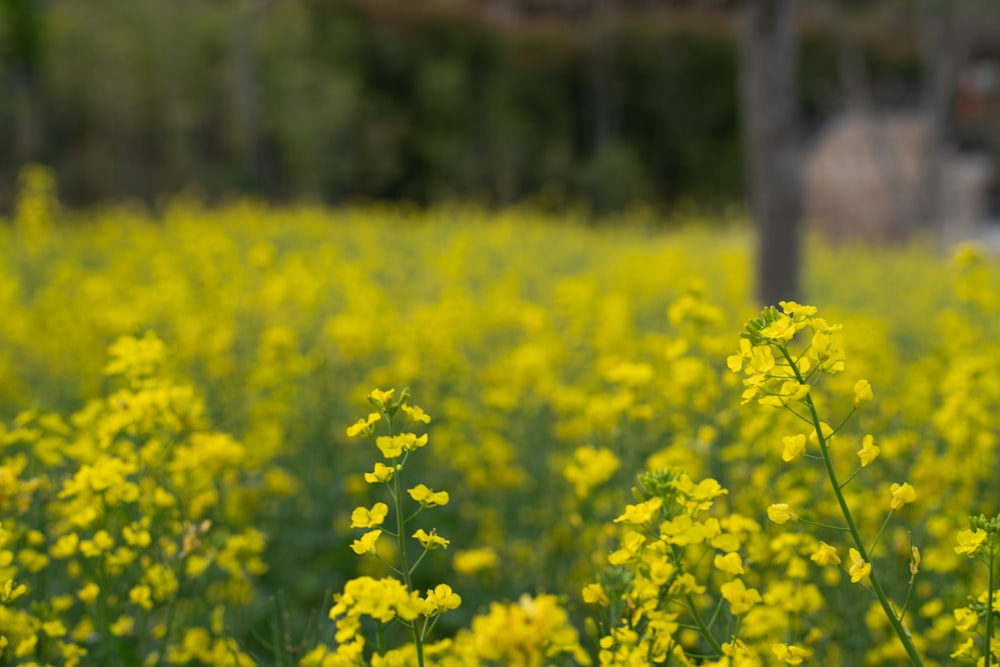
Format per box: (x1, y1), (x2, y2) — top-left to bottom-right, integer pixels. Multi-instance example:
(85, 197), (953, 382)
(1, 167), (999, 665)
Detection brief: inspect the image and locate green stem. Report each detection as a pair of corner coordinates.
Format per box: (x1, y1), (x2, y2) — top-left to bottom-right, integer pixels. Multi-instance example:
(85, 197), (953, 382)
(987, 547), (995, 667)
(387, 416), (425, 667)
(684, 593), (723, 657)
(779, 346), (924, 667)
(868, 511), (895, 556)
(798, 518), (850, 532)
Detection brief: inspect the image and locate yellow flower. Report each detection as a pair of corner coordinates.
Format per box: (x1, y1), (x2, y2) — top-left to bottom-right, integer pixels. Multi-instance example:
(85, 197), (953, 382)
(401, 404), (431, 424)
(376, 433), (427, 458)
(424, 583), (461, 613)
(954, 607), (978, 632)
(713, 552), (744, 576)
(781, 434), (806, 462)
(581, 583), (609, 606)
(350, 529), (382, 555)
(453, 547), (499, 575)
(350, 502), (389, 528)
(909, 546), (920, 579)
(412, 528), (449, 550)
(889, 482), (916, 511)
(129, 584), (154, 611)
(853, 379), (873, 407)
(772, 643), (812, 665)
(950, 637), (975, 659)
(346, 412), (381, 438)
(760, 315), (797, 342)
(408, 484), (449, 508)
(613, 497), (663, 524)
(857, 435), (880, 467)
(810, 541), (841, 566)
(767, 504), (797, 524)
(719, 578), (761, 615)
(368, 388), (395, 408)
(848, 548), (871, 583)
(955, 528), (988, 556)
(110, 616), (134, 637)
(364, 462), (397, 484)
(50, 533), (79, 559)
(78, 582), (100, 604)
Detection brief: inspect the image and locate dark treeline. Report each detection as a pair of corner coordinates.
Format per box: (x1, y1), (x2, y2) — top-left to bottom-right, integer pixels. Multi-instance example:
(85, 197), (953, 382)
(0, 0), (920, 212)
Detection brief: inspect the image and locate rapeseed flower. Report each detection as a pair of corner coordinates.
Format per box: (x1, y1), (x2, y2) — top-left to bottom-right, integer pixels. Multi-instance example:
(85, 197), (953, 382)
(350, 503), (389, 528)
(889, 482), (917, 511)
(848, 548), (871, 583)
(955, 528), (988, 556)
(857, 434), (880, 467)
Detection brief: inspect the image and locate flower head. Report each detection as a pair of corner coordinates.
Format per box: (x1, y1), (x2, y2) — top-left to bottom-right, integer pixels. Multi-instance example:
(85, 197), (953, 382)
(767, 504), (798, 525)
(857, 435), (880, 467)
(889, 482), (916, 511)
(810, 541), (841, 567)
(847, 548), (871, 583)
(853, 379), (873, 407)
(781, 434), (806, 462)
(412, 528), (449, 550)
(955, 528), (988, 557)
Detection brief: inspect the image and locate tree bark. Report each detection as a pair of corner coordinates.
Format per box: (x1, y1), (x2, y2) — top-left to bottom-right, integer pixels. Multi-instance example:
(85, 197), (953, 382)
(736, 0), (802, 306)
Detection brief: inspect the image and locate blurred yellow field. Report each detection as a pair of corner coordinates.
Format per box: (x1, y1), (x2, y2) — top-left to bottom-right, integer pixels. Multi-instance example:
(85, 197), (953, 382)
(1, 168), (999, 665)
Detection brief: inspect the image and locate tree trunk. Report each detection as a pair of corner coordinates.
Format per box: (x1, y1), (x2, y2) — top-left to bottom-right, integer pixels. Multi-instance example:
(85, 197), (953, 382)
(736, 0), (802, 306)
(916, 0), (983, 244)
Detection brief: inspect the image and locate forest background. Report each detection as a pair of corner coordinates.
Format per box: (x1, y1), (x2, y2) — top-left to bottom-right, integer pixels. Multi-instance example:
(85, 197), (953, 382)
(4, 0), (991, 217)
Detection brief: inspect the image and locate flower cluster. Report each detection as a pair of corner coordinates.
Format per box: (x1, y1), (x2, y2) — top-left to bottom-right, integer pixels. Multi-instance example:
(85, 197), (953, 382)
(316, 389), (460, 665)
(733, 303), (925, 664)
(0, 333), (278, 665)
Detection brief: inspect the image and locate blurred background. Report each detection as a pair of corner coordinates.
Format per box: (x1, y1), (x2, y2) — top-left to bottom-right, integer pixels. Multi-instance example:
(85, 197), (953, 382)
(2, 0), (1000, 242)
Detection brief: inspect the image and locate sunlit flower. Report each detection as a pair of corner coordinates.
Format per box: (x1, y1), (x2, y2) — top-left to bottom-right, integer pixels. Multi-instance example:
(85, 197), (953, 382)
(955, 529), (988, 556)
(889, 482), (916, 511)
(767, 504), (798, 524)
(810, 541), (841, 567)
(857, 434), (880, 467)
(848, 548), (871, 583)
(350, 502), (389, 528)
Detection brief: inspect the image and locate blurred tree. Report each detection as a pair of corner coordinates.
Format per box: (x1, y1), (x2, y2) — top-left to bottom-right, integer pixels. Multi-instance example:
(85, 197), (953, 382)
(736, 0), (803, 304)
(1, 0), (44, 166)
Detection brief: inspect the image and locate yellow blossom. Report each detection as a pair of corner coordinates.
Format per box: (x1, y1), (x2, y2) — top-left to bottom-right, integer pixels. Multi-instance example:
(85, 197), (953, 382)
(853, 379), (873, 407)
(364, 462), (397, 484)
(889, 482), (916, 511)
(350, 529), (382, 555)
(401, 404), (431, 424)
(781, 434), (806, 462)
(848, 548), (871, 583)
(346, 412), (381, 438)
(350, 502), (389, 528)
(412, 528), (449, 550)
(424, 583), (461, 613)
(582, 583), (609, 606)
(810, 541), (841, 567)
(613, 497), (663, 525)
(368, 388), (395, 408)
(453, 547), (498, 575)
(950, 637), (975, 659)
(857, 434), (880, 467)
(767, 504), (798, 524)
(720, 578), (761, 615)
(954, 607), (978, 632)
(955, 529), (988, 556)
(713, 552), (744, 576)
(408, 484), (449, 508)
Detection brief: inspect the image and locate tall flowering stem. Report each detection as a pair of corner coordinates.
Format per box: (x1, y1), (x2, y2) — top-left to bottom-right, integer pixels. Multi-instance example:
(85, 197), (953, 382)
(339, 387), (459, 667)
(730, 303), (924, 666)
(955, 514), (1000, 666)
